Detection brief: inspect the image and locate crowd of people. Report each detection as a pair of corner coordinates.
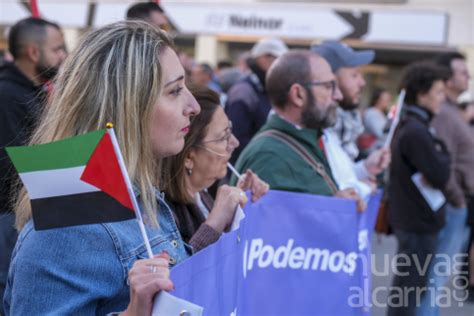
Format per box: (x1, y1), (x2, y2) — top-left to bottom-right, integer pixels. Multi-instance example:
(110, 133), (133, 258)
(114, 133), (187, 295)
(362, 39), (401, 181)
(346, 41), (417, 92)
(0, 2), (473, 315)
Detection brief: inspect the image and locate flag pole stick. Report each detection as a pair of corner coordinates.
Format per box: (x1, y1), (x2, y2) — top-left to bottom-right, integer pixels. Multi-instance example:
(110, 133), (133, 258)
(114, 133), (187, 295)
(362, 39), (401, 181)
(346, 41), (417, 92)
(383, 89), (406, 149)
(106, 124), (154, 258)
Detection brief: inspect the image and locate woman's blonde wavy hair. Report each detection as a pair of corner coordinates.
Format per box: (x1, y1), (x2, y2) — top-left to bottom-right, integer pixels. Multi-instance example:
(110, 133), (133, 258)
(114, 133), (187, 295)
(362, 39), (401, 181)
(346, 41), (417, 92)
(14, 21), (172, 230)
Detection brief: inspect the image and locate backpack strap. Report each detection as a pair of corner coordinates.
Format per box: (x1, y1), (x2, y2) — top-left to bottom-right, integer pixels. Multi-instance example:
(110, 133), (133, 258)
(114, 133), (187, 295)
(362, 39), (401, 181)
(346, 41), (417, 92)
(256, 129), (339, 194)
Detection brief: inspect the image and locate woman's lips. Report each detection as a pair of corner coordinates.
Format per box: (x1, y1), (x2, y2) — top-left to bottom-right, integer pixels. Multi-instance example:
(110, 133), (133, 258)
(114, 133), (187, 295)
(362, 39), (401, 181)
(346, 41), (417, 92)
(181, 126), (190, 133)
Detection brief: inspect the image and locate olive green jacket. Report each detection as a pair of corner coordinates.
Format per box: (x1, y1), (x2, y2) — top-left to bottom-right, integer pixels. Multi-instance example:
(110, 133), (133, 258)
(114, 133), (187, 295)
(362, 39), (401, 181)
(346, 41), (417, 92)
(233, 114), (336, 196)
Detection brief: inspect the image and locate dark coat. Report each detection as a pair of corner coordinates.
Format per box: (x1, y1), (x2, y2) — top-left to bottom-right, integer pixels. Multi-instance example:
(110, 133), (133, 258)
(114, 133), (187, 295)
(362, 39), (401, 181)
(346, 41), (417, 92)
(225, 72), (272, 164)
(388, 104), (451, 233)
(0, 63), (46, 213)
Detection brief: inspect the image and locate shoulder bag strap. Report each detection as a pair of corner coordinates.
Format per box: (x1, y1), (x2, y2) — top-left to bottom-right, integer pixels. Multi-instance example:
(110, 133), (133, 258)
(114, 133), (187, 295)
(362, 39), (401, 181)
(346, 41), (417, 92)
(256, 129), (339, 194)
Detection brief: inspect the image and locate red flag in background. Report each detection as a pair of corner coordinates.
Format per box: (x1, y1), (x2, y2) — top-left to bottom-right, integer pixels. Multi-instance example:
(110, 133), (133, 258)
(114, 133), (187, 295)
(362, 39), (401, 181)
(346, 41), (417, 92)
(30, 0), (40, 17)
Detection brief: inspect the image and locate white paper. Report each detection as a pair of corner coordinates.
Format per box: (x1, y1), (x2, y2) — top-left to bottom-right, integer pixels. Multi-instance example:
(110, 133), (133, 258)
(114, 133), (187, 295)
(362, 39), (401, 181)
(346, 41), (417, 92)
(152, 291), (204, 316)
(229, 205), (245, 231)
(411, 172), (446, 211)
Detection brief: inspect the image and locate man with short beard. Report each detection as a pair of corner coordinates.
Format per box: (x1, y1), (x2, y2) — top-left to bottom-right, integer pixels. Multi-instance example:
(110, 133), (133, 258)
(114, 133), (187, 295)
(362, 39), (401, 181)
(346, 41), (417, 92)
(312, 41), (373, 160)
(312, 42), (390, 198)
(233, 50), (365, 210)
(0, 17), (66, 313)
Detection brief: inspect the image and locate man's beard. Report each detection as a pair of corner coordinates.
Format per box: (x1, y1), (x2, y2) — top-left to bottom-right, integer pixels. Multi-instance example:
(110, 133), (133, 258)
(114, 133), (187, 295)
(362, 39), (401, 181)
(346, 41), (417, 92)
(338, 85), (360, 110)
(338, 94), (359, 110)
(36, 63), (58, 81)
(301, 87), (338, 130)
(36, 54), (59, 82)
(248, 58), (267, 90)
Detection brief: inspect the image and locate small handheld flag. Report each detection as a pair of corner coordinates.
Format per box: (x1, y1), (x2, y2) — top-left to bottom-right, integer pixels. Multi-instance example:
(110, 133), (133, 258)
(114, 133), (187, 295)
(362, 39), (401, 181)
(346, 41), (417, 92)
(6, 129), (136, 230)
(7, 126), (155, 257)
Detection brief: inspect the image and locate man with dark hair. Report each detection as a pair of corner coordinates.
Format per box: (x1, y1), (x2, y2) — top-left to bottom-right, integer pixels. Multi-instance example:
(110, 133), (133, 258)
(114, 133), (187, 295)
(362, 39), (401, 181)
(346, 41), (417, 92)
(388, 62), (451, 316)
(233, 50), (365, 210)
(0, 17), (66, 313)
(126, 2), (169, 30)
(7, 18), (65, 81)
(225, 37), (288, 163)
(417, 52), (474, 315)
(311, 41), (390, 199)
(312, 41), (374, 160)
(216, 60), (233, 75)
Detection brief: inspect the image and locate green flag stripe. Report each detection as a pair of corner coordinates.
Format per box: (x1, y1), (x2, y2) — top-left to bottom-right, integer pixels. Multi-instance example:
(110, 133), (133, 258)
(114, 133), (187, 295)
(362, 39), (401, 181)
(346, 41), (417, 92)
(6, 129), (106, 173)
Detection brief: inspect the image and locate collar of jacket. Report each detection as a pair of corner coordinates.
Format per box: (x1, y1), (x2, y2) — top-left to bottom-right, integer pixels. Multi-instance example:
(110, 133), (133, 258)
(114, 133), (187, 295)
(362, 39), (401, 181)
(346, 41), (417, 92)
(247, 58), (267, 92)
(248, 72), (264, 93)
(404, 104), (434, 124)
(262, 114), (323, 149)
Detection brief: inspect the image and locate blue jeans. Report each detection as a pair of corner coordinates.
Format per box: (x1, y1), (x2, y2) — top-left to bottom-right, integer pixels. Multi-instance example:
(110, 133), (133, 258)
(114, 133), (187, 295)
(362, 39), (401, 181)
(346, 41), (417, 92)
(417, 204), (470, 316)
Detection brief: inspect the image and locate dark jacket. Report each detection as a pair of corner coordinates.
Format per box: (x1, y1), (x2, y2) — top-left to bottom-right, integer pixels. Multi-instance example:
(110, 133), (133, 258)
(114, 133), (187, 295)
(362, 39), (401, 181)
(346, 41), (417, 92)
(388, 105), (451, 233)
(225, 70), (272, 164)
(0, 63), (46, 214)
(168, 191), (221, 253)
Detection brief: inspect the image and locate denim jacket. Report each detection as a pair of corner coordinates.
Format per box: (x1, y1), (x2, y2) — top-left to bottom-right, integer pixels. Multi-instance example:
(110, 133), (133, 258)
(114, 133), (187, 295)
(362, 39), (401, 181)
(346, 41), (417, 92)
(4, 192), (190, 315)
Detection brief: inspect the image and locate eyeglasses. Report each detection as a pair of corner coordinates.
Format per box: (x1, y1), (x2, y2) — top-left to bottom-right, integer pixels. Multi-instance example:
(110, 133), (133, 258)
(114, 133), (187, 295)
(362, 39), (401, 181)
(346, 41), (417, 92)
(196, 122), (233, 155)
(303, 80), (338, 97)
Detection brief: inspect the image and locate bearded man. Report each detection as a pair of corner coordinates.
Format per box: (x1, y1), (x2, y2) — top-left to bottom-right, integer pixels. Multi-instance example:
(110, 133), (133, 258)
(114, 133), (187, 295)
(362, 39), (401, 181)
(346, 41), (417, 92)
(0, 18), (66, 313)
(233, 50), (365, 208)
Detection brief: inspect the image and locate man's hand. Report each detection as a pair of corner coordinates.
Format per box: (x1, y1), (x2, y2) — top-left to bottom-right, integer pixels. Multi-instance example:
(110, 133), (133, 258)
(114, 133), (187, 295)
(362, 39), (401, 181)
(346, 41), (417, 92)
(364, 148), (391, 176)
(336, 188), (367, 212)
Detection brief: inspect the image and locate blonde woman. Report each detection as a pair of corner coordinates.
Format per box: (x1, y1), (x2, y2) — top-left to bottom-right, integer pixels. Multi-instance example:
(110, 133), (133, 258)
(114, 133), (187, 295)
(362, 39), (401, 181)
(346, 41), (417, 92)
(4, 22), (200, 315)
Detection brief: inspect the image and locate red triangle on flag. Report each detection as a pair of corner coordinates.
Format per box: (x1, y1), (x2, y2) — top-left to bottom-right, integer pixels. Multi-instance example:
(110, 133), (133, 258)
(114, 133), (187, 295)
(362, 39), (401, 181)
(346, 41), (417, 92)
(81, 133), (134, 211)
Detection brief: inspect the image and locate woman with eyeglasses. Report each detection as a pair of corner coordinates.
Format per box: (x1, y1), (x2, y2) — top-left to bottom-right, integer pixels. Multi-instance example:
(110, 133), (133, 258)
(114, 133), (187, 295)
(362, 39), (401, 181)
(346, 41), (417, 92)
(162, 87), (269, 253)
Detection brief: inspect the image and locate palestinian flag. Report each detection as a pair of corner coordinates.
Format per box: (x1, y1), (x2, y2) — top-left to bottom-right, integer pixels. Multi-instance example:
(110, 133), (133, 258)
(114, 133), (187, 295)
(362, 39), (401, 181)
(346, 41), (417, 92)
(6, 129), (136, 230)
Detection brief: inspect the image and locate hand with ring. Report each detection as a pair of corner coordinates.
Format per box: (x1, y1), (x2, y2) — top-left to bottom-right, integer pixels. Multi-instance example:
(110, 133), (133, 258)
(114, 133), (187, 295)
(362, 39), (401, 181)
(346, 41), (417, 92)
(205, 185), (248, 233)
(120, 252), (173, 316)
(149, 265), (158, 274)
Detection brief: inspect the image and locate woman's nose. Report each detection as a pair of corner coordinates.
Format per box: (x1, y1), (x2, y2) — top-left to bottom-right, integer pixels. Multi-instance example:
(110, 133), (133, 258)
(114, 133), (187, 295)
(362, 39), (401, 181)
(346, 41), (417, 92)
(185, 92), (201, 116)
(229, 134), (239, 151)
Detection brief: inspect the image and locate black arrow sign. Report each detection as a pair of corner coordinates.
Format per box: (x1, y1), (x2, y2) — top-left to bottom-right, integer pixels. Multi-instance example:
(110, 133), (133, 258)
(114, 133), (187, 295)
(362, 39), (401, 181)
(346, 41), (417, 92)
(335, 11), (370, 39)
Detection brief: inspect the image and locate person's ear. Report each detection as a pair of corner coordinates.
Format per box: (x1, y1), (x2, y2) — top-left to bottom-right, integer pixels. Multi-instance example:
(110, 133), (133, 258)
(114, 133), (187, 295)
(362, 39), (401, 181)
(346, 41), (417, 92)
(417, 92), (430, 109)
(25, 44), (41, 64)
(184, 150), (196, 171)
(288, 83), (306, 108)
